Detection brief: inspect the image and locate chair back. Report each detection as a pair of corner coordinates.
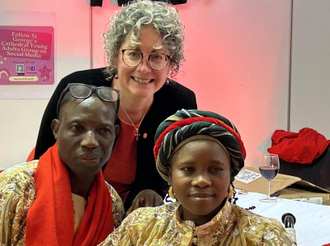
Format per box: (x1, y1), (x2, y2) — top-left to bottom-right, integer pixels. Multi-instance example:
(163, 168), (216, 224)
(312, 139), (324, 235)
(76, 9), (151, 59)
(279, 146), (330, 190)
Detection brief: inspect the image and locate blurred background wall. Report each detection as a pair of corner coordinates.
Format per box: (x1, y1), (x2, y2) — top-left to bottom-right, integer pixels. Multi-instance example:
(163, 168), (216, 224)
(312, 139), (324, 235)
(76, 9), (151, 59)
(1, 0), (330, 169)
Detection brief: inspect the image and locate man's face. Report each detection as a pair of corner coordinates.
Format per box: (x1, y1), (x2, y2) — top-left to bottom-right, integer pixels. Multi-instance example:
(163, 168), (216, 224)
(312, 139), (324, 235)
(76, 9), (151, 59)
(52, 96), (117, 178)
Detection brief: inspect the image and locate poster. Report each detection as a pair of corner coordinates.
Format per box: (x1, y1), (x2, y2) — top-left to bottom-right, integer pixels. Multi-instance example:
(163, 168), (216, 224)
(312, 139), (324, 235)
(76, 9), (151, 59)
(0, 11), (56, 99)
(0, 26), (54, 86)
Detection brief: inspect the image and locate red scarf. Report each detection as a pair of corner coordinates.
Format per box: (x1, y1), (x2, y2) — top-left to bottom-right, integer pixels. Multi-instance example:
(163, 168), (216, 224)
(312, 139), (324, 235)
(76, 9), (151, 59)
(26, 142), (114, 246)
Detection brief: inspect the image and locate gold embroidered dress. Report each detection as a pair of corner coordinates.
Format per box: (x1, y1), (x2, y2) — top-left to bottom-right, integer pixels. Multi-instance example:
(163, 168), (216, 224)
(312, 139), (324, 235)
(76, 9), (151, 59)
(99, 201), (294, 246)
(0, 161), (124, 246)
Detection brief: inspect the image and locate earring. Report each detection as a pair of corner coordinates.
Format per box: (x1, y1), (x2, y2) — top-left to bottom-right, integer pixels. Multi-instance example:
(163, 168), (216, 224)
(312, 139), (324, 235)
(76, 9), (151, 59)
(228, 186), (234, 199)
(168, 186), (176, 199)
(115, 74), (118, 79)
(165, 78), (170, 85)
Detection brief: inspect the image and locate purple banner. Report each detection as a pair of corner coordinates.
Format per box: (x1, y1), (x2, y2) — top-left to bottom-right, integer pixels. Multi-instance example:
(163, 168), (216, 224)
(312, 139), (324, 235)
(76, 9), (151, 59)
(0, 26), (54, 85)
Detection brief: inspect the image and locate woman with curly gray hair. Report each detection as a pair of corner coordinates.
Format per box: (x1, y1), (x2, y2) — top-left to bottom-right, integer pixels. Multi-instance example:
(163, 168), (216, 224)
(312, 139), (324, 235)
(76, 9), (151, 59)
(31, 0), (197, 212)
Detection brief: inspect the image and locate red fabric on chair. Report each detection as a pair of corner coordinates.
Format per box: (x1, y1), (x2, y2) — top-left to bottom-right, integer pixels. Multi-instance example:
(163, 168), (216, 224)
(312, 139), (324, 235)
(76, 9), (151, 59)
(268, 128), (330, 164)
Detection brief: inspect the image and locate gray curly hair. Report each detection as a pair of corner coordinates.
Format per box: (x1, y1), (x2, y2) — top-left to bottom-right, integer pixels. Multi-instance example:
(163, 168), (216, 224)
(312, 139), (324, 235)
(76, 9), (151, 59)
(103, 0), (185, 79)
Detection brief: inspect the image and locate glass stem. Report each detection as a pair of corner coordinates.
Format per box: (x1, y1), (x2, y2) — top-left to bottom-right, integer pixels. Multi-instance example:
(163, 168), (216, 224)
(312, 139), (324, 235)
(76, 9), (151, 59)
(267, 180), (271, 198)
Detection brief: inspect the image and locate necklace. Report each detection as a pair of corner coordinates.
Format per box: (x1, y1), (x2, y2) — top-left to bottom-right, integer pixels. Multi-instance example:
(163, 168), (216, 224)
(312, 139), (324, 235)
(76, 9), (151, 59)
(120, 103), (150, 141)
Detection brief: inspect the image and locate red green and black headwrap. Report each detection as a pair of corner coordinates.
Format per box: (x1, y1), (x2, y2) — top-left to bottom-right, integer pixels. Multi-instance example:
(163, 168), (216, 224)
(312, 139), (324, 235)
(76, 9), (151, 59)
(154, 109), (246, 182)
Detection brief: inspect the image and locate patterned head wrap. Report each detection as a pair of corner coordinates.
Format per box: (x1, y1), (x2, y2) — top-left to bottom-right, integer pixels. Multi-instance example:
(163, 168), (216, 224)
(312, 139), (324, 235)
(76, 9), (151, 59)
(154, 109), (246, 183)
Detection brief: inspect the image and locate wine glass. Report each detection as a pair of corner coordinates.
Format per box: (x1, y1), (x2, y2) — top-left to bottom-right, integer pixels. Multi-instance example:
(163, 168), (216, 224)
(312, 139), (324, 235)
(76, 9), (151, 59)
(258, 153), (280, 203)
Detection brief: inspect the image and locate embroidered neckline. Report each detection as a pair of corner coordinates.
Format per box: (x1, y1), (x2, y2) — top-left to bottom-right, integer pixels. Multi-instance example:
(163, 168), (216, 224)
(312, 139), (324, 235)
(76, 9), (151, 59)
(173, 201), (236, 245)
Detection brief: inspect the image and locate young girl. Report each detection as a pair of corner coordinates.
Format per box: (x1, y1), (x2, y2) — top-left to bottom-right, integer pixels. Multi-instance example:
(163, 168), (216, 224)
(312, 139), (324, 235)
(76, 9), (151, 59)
(99, 109), (294, 246)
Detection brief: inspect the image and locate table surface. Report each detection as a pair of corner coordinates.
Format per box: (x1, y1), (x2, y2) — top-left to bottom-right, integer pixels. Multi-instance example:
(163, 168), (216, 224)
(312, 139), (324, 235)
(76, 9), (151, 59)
(236, 191), (330, 246)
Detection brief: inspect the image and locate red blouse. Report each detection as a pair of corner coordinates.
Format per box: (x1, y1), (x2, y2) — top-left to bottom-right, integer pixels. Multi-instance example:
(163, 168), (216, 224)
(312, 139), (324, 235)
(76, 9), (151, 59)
(103, 118), (138, 203)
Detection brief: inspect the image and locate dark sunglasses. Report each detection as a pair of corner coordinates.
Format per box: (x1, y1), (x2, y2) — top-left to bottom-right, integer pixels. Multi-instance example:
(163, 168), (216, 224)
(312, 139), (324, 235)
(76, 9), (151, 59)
(56, 83), (120, 117)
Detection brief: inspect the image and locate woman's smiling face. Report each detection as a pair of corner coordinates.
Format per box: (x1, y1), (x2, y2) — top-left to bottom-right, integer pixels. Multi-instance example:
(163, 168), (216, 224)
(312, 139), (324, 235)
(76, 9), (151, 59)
(169, 139), (231, 225)
(114, 26), (171, 100)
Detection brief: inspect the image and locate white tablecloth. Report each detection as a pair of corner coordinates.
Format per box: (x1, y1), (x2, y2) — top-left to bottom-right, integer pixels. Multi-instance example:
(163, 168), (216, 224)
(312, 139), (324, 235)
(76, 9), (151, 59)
(236, 191), (330, 246)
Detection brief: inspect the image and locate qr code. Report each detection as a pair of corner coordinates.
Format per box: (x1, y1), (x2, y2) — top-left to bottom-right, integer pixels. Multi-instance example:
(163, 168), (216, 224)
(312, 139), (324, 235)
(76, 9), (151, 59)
(16, 64), (25, 75)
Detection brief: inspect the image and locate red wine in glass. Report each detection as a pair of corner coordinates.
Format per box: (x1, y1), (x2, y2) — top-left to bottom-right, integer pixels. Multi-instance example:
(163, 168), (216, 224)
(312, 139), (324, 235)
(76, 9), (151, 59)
(258, 153), (280, 203)
(259, 166), (279, 181)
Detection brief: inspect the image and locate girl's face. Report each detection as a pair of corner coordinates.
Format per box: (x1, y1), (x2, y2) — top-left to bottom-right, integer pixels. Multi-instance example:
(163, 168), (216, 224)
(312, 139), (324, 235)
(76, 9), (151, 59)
(169, 139), (231, 225)
(114, 26), (171, 100)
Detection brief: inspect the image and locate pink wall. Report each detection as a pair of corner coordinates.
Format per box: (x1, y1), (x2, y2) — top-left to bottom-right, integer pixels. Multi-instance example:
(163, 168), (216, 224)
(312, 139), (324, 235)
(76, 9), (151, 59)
(0, 0), (292, 168)
(2, 0), (330, 170)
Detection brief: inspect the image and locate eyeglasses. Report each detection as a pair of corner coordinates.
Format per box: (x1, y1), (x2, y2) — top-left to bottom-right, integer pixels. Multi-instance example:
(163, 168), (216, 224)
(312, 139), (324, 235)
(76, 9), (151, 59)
(56, 83), (120, 117)
(121, 49), (171, 71)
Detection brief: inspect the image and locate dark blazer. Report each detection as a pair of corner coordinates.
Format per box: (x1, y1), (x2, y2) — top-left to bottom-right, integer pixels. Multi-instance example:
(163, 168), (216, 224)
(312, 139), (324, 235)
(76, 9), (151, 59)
(34, 67), (197, 209)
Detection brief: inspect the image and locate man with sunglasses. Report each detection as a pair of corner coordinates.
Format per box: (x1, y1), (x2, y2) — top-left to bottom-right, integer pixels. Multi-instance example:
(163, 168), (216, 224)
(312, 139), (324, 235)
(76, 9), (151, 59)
(0, 84), (124, 246)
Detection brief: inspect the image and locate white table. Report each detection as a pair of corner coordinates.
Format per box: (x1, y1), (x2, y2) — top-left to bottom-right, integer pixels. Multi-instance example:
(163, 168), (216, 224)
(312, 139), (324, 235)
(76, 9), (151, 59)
(236, 191), (330, 246)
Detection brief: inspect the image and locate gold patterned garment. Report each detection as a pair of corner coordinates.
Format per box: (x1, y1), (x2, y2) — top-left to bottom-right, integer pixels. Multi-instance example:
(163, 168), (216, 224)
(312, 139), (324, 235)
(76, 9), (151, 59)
(99, 201), (294, 246)
(0, 161), (124, 246)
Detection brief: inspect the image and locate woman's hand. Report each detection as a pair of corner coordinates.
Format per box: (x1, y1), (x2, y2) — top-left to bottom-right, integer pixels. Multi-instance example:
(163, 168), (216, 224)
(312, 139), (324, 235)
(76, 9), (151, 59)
(129, 189), (163, 212)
